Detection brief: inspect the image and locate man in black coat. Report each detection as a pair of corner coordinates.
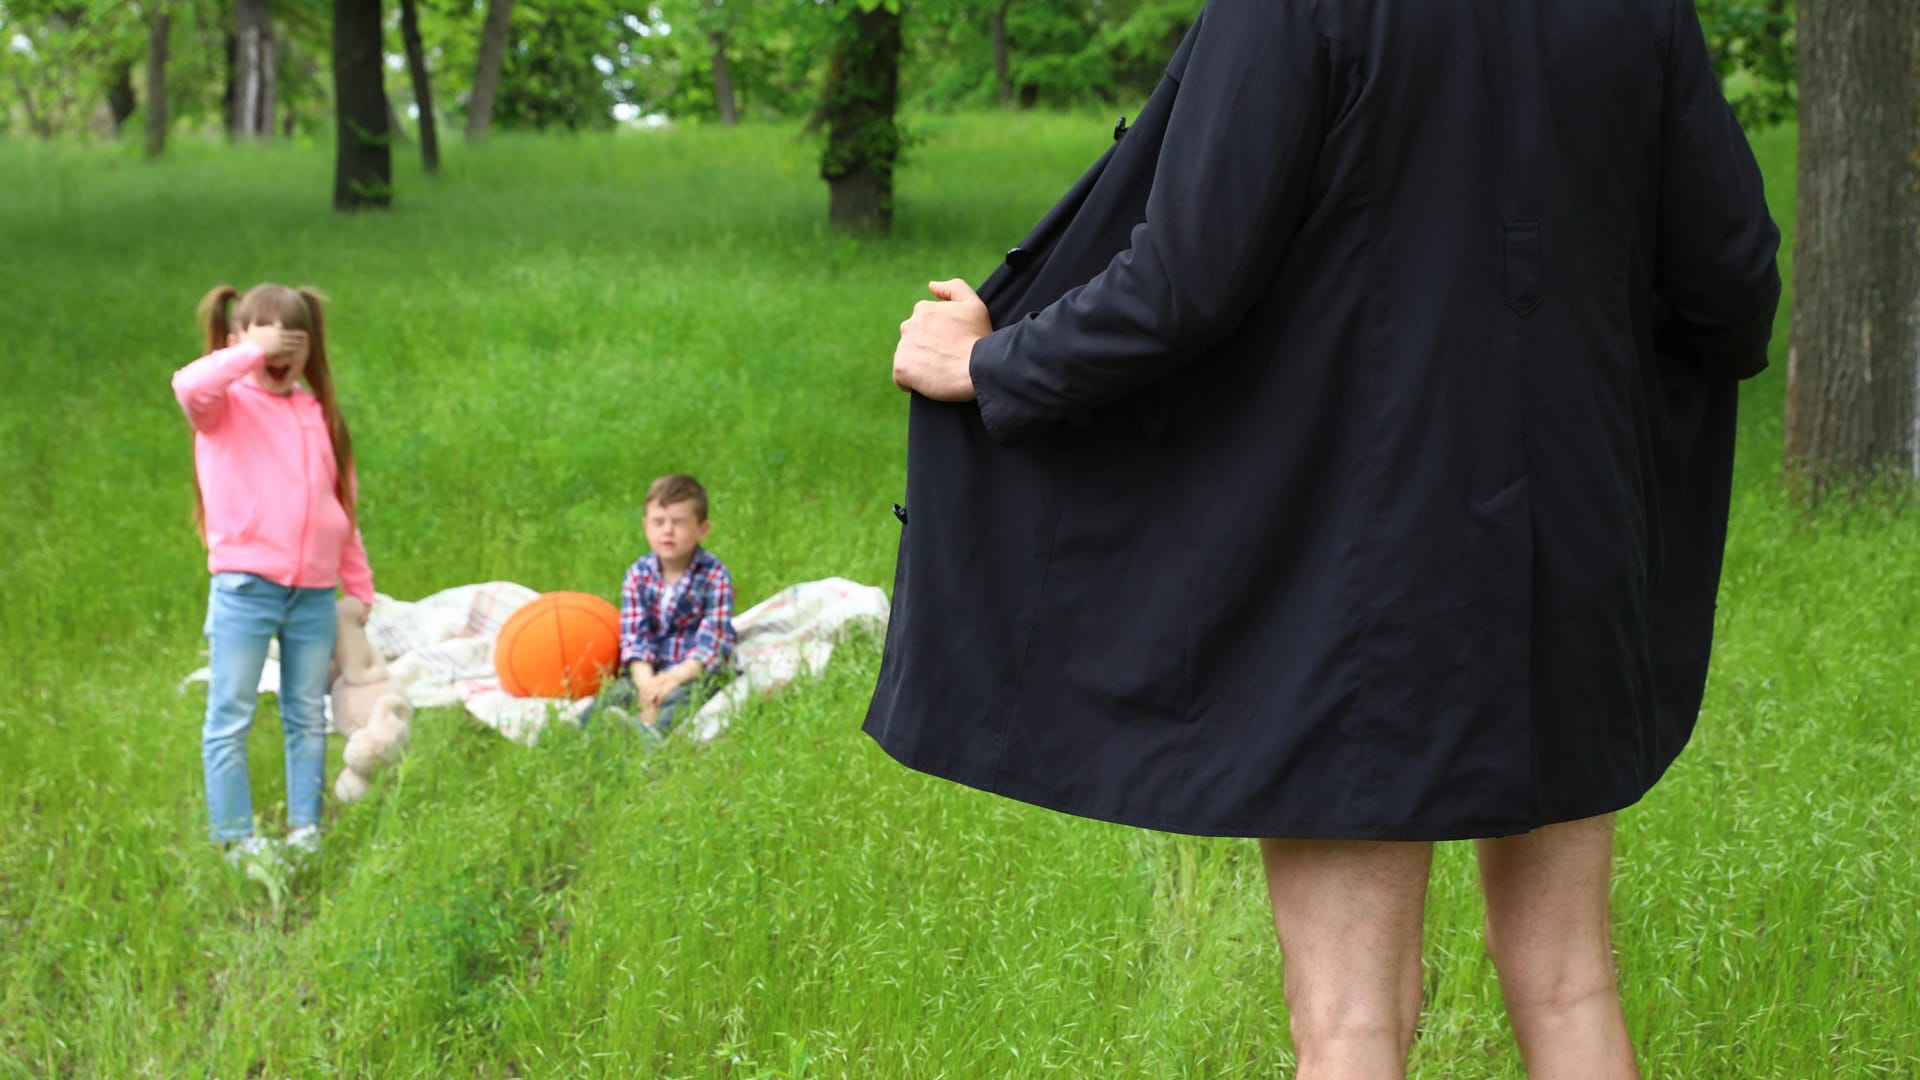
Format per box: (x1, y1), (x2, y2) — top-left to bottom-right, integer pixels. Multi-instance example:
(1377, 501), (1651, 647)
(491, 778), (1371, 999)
(876, 1), (1780, 1075)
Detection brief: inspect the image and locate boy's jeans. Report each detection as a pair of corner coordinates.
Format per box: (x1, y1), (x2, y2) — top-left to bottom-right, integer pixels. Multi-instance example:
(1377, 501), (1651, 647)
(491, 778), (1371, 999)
(202, 572), (336, 843)
(581, 670), (729, 739)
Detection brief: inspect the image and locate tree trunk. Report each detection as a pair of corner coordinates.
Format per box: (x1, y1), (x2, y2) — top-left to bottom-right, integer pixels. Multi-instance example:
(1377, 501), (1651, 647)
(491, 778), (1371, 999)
(990, 0), (1013, 107)
(821, 3), (902, 237)
(467, 0), (515, 142)
(1784, 0), (1920, 498)
(144, 10), (171, 158)
(222, 29), (236, 133)
(233, 0), (273, 138)
(711, 29), (738, 126)
(387, 95), (409, 142)
(261, 33), (278, 142)
(107, 62), (137, 134)
(398, 0), (440, 173)
(332, 0), (392, 210)
(11, 70), (48, 138)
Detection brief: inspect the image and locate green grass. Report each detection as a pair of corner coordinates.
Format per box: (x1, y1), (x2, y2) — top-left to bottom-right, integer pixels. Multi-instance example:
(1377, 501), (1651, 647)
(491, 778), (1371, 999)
(1, 117), (1914, 1077)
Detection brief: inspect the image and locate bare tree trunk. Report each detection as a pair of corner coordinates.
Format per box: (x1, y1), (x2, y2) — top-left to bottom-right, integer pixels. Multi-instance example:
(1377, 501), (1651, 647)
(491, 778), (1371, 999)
(387, 95), (409, 142)
(821, 3), (902, 236)
(1784, 0), (1920, 499)
(333, 0), (392, 210)
(711, 29), (738, 126)
(261, 32), (278, 142)
(13, 72), (50, 139)
(222, 29), (236, 133)
(233, 0), (273, 138)
(467, 0), (515, 142)
(990, 0), (1013, 107)
(144, 9), (171, 158)
(398, 0), (441, 173)
(107, 62), (137, 134)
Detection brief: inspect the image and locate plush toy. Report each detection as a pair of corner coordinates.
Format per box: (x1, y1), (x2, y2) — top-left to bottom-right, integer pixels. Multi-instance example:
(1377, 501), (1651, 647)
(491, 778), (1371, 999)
(330, 596), (413, 802)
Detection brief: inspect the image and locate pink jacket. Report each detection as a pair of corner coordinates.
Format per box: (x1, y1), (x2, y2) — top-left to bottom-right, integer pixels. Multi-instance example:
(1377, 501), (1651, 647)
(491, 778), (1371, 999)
(172, 343), (374, 604)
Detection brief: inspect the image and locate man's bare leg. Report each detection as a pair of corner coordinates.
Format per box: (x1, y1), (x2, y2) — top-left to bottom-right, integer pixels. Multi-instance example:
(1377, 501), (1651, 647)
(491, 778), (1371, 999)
(1260, 838), (1433, 1080)
(1475, 814), (1639, 1080)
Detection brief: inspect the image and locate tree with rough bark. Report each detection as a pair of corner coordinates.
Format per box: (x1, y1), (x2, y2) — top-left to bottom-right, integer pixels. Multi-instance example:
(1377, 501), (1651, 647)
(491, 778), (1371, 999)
(710, 28), (738, 125)
(398, 0), (439, 173)
(989, 0), (1012, 105)
(1696, 0), (1797, 128)
(1784, 0), (1920, 499)
(143, 4), (170, 158)
(466, 0), (514, 141)
(332, 0), (391, 209)
(821, 0), (902, 236)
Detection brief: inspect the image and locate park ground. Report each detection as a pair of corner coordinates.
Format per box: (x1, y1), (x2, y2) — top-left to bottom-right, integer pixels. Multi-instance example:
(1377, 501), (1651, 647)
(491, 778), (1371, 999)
(0, 116), (1915, 1076)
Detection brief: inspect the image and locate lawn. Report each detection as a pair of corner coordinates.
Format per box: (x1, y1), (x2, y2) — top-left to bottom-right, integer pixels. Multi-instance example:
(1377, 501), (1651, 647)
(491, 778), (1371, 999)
(0, 115), (1913, 1077)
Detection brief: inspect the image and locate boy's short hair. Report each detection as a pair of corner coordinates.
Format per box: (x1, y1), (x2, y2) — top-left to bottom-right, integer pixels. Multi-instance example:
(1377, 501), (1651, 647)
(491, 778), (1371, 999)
(646, 474), (710, 521)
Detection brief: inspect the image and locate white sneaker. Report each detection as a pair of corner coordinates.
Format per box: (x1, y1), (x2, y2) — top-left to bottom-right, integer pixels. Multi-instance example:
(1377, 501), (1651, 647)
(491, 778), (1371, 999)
(224, 835), (286, 871)
(284, 825), (322, 857)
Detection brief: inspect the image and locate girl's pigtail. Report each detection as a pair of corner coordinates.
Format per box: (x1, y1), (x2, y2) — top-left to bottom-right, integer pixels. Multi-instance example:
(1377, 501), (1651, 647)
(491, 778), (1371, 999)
(189, 285), (240, 544)
(197, 285), (240, 353)
(298, 287), (358, 530)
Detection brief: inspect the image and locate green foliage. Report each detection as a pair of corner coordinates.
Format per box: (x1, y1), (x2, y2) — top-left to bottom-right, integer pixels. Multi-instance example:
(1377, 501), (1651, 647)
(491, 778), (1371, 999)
(0, 0), (339, 142)
(489, 0), (620, 131)
(0, 119), (1917, 1076)
(0, 0), (147, 137)
(606, 1), (832, 124)
(903, 0), (1200, 112)
(1697, 0), (1796, 129)
(0, 0), (1803, 142)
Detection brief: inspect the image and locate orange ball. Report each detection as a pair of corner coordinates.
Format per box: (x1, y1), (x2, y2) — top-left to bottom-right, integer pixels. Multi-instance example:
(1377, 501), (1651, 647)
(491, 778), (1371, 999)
(494, 592), (622, 699)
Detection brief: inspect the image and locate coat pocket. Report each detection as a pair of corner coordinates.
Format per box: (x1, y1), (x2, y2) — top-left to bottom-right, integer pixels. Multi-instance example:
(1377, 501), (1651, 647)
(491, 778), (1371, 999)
(1503, 223), (1543, 317)
(1008, 439), (1193, 727)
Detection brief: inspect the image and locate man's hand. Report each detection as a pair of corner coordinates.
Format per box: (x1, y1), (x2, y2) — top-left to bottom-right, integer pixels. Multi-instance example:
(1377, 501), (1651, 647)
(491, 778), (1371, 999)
(893, 279), (992, 402)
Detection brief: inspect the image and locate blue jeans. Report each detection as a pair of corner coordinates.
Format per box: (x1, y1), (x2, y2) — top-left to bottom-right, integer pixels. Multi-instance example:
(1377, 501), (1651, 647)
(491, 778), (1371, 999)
(579, 672), (728, 739)
(202, 572), (336, 842)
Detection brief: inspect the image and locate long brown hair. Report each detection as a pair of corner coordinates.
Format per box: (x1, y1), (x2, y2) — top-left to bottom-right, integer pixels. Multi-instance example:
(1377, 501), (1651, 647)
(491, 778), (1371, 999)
(192, 283), (357, 538)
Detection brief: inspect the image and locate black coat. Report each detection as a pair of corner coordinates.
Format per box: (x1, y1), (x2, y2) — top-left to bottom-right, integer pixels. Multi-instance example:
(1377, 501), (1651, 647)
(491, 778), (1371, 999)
(865, 0), (1781, 840)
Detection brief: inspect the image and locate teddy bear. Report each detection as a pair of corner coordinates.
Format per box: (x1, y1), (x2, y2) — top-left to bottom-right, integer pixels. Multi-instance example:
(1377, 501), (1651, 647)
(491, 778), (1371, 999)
(330, 595), (413, 802)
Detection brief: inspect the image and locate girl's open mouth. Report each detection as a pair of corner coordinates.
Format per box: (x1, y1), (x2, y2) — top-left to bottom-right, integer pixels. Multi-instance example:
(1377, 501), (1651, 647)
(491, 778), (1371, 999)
(266, 364), (291, 382)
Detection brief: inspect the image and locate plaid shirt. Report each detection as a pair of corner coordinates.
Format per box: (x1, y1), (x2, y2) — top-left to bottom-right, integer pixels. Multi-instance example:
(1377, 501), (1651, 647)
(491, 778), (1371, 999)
(619, 546), (737, 672)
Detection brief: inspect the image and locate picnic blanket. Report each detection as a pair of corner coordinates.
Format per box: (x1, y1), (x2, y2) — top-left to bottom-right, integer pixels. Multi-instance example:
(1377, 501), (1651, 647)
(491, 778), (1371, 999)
(181, 578), (891, 744)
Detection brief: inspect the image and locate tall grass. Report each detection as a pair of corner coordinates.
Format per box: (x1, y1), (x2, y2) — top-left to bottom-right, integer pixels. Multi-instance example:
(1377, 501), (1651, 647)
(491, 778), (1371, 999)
(0, 117), (1913, 1077)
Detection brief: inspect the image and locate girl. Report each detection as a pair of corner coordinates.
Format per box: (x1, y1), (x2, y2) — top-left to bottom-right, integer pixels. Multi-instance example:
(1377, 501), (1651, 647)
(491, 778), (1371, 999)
(172, 283), (376, 860)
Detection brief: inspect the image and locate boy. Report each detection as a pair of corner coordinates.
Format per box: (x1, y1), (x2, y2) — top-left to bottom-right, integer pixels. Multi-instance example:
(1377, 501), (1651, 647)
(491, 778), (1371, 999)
(586, 474), (737, 736)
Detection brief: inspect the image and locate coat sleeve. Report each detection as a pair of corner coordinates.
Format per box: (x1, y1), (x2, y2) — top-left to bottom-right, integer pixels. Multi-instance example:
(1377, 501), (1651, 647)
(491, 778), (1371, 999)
(968, 0), (1331, 445)
(1652, 0), (1782, 378)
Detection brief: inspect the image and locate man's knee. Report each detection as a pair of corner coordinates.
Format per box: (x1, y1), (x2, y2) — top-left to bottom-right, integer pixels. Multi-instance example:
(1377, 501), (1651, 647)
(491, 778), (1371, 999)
(1482, 915), (1617, 1006)
(1287, 998), (1422, 1065)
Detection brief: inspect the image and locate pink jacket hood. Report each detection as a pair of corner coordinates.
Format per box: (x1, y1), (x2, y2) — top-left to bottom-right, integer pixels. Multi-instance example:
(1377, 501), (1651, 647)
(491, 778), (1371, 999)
(172, 343), (374, 604)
